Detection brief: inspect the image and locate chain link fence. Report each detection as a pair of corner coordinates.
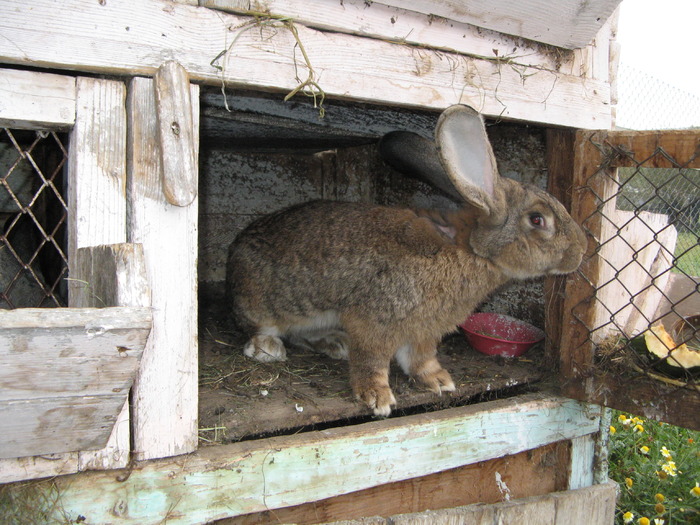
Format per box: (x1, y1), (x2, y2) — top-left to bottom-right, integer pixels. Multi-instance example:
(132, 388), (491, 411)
(616, 63), (700, 131)
(566, 133), (699, 415)
(0, 128), (69, 308)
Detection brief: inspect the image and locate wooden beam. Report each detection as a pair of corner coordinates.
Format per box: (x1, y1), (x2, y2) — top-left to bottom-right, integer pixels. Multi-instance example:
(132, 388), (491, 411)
(0, 68), (76, 130)
(599, 130), (700, 169)
(580, 377), (700, 432)
(40, 394), (600, 524)
(0, 0), (612, 129)
(127, 76), (199, 461)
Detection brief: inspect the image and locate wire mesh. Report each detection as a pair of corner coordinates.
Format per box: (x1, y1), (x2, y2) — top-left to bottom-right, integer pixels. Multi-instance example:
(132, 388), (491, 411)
(572, 137), (699, 396)
(0, 128), (69, 308)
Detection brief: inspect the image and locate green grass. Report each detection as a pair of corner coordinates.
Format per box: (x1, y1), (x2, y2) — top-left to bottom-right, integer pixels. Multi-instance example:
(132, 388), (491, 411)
(674, 231), (700, 277)
(609, 411), (700, 524)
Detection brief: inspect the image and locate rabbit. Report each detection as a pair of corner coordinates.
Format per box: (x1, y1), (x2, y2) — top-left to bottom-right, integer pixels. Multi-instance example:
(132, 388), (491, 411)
(226, 104), (587, 416)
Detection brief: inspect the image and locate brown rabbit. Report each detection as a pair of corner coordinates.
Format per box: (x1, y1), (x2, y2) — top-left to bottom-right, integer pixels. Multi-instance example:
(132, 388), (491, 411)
(226, 104), (586, 416)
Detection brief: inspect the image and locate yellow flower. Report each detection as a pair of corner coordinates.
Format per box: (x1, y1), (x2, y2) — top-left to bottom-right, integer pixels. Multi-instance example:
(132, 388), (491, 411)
(656, 470), (668, 480)
(623, 511), (635, 523)
(640, 445), (650, 455)
(625, 477), (633, 488)
(691, 483), (700, 497)
(654, 503), (665, 515)
(619, 414), (628, 422)
(633, 424), (644, 433)
(660, 446), (673, 460)
(610, 425), (617, 435)
(638, 517), (650, 525)
(661, 461), (678, 477)
(654, 493), (665, 503)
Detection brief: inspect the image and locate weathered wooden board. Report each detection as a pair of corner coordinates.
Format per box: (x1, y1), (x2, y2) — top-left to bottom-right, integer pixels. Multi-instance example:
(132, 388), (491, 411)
(374, 0), (621, 50)
(203, 0), (609, 78)
(127, 76), (199, 461)
(67, 77), (128, 299)
(38, 394), (600, 524)
(0, 68), (76, 129)
(0, 306), (152, 459)
(0, 395), (127, 460)
(383, 481), (617, 525)
(0, 0), (612, 128)
(154, 60), (198, 206)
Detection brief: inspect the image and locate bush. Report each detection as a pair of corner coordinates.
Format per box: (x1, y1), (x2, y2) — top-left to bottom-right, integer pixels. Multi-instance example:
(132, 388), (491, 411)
(609, 411), (700, 524)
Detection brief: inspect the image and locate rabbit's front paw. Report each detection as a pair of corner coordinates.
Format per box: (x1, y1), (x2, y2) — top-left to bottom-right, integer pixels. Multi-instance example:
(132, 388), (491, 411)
(415, 360), (456, 395)
(243, 334), (287, 362)
(356, 383), (397, 417)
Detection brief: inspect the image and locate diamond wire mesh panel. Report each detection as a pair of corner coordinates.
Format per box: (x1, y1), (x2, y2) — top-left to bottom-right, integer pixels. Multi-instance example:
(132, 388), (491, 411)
(572, 137), (699, 400)
(0, 128), (69, 308)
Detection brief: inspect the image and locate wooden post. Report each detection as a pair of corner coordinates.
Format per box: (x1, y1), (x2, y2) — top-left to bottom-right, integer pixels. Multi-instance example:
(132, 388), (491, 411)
(68, 77), (131, 471)
(544, 128), (576, 363)
(557, 130), (612, 394)
(127, 75), (199, 460)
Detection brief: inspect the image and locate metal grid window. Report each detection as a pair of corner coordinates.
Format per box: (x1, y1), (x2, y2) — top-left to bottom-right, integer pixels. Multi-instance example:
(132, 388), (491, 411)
(0, 128), (69, 309)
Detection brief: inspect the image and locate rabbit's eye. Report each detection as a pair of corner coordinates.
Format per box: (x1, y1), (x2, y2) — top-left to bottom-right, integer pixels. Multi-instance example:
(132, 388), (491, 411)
(530, 213), (546, 228)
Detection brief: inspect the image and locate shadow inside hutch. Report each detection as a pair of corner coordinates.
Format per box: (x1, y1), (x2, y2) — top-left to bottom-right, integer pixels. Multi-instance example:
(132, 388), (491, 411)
(196, 90), (551, 444)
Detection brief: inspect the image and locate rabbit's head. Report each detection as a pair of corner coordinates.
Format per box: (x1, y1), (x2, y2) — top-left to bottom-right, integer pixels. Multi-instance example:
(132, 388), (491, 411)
(380, 104), (586, 281)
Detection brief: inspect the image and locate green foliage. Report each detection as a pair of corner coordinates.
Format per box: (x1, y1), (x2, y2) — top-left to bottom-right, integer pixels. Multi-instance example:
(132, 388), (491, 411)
(675, 232), (700, 277)
(609, 411), (700, 524)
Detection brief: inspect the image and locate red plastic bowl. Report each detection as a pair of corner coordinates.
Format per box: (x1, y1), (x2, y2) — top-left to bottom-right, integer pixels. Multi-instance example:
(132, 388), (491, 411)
(459, 313), (545, 357)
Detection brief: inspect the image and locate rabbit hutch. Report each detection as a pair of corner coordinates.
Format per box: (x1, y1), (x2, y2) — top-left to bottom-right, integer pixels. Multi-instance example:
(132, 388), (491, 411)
(1, 0), (698, 523)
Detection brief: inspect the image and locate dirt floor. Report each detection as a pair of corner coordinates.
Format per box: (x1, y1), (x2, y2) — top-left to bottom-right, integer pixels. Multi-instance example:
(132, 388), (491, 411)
(198, 289), (547, 444)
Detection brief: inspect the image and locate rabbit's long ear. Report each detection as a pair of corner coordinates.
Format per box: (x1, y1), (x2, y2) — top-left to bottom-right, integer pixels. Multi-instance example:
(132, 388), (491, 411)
(435, 105), (499, 215)
(378, 131), (463, 201)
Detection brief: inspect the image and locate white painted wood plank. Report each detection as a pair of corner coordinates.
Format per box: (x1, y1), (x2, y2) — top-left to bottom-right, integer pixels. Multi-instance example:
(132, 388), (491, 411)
(45, 395), (601, 524)
(154, 61), (198, 206)
(0, 68), (76, 129)
(376, 0), (621, 49)
(0, 0), (612, 128)
(127, 76), (199, 461)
